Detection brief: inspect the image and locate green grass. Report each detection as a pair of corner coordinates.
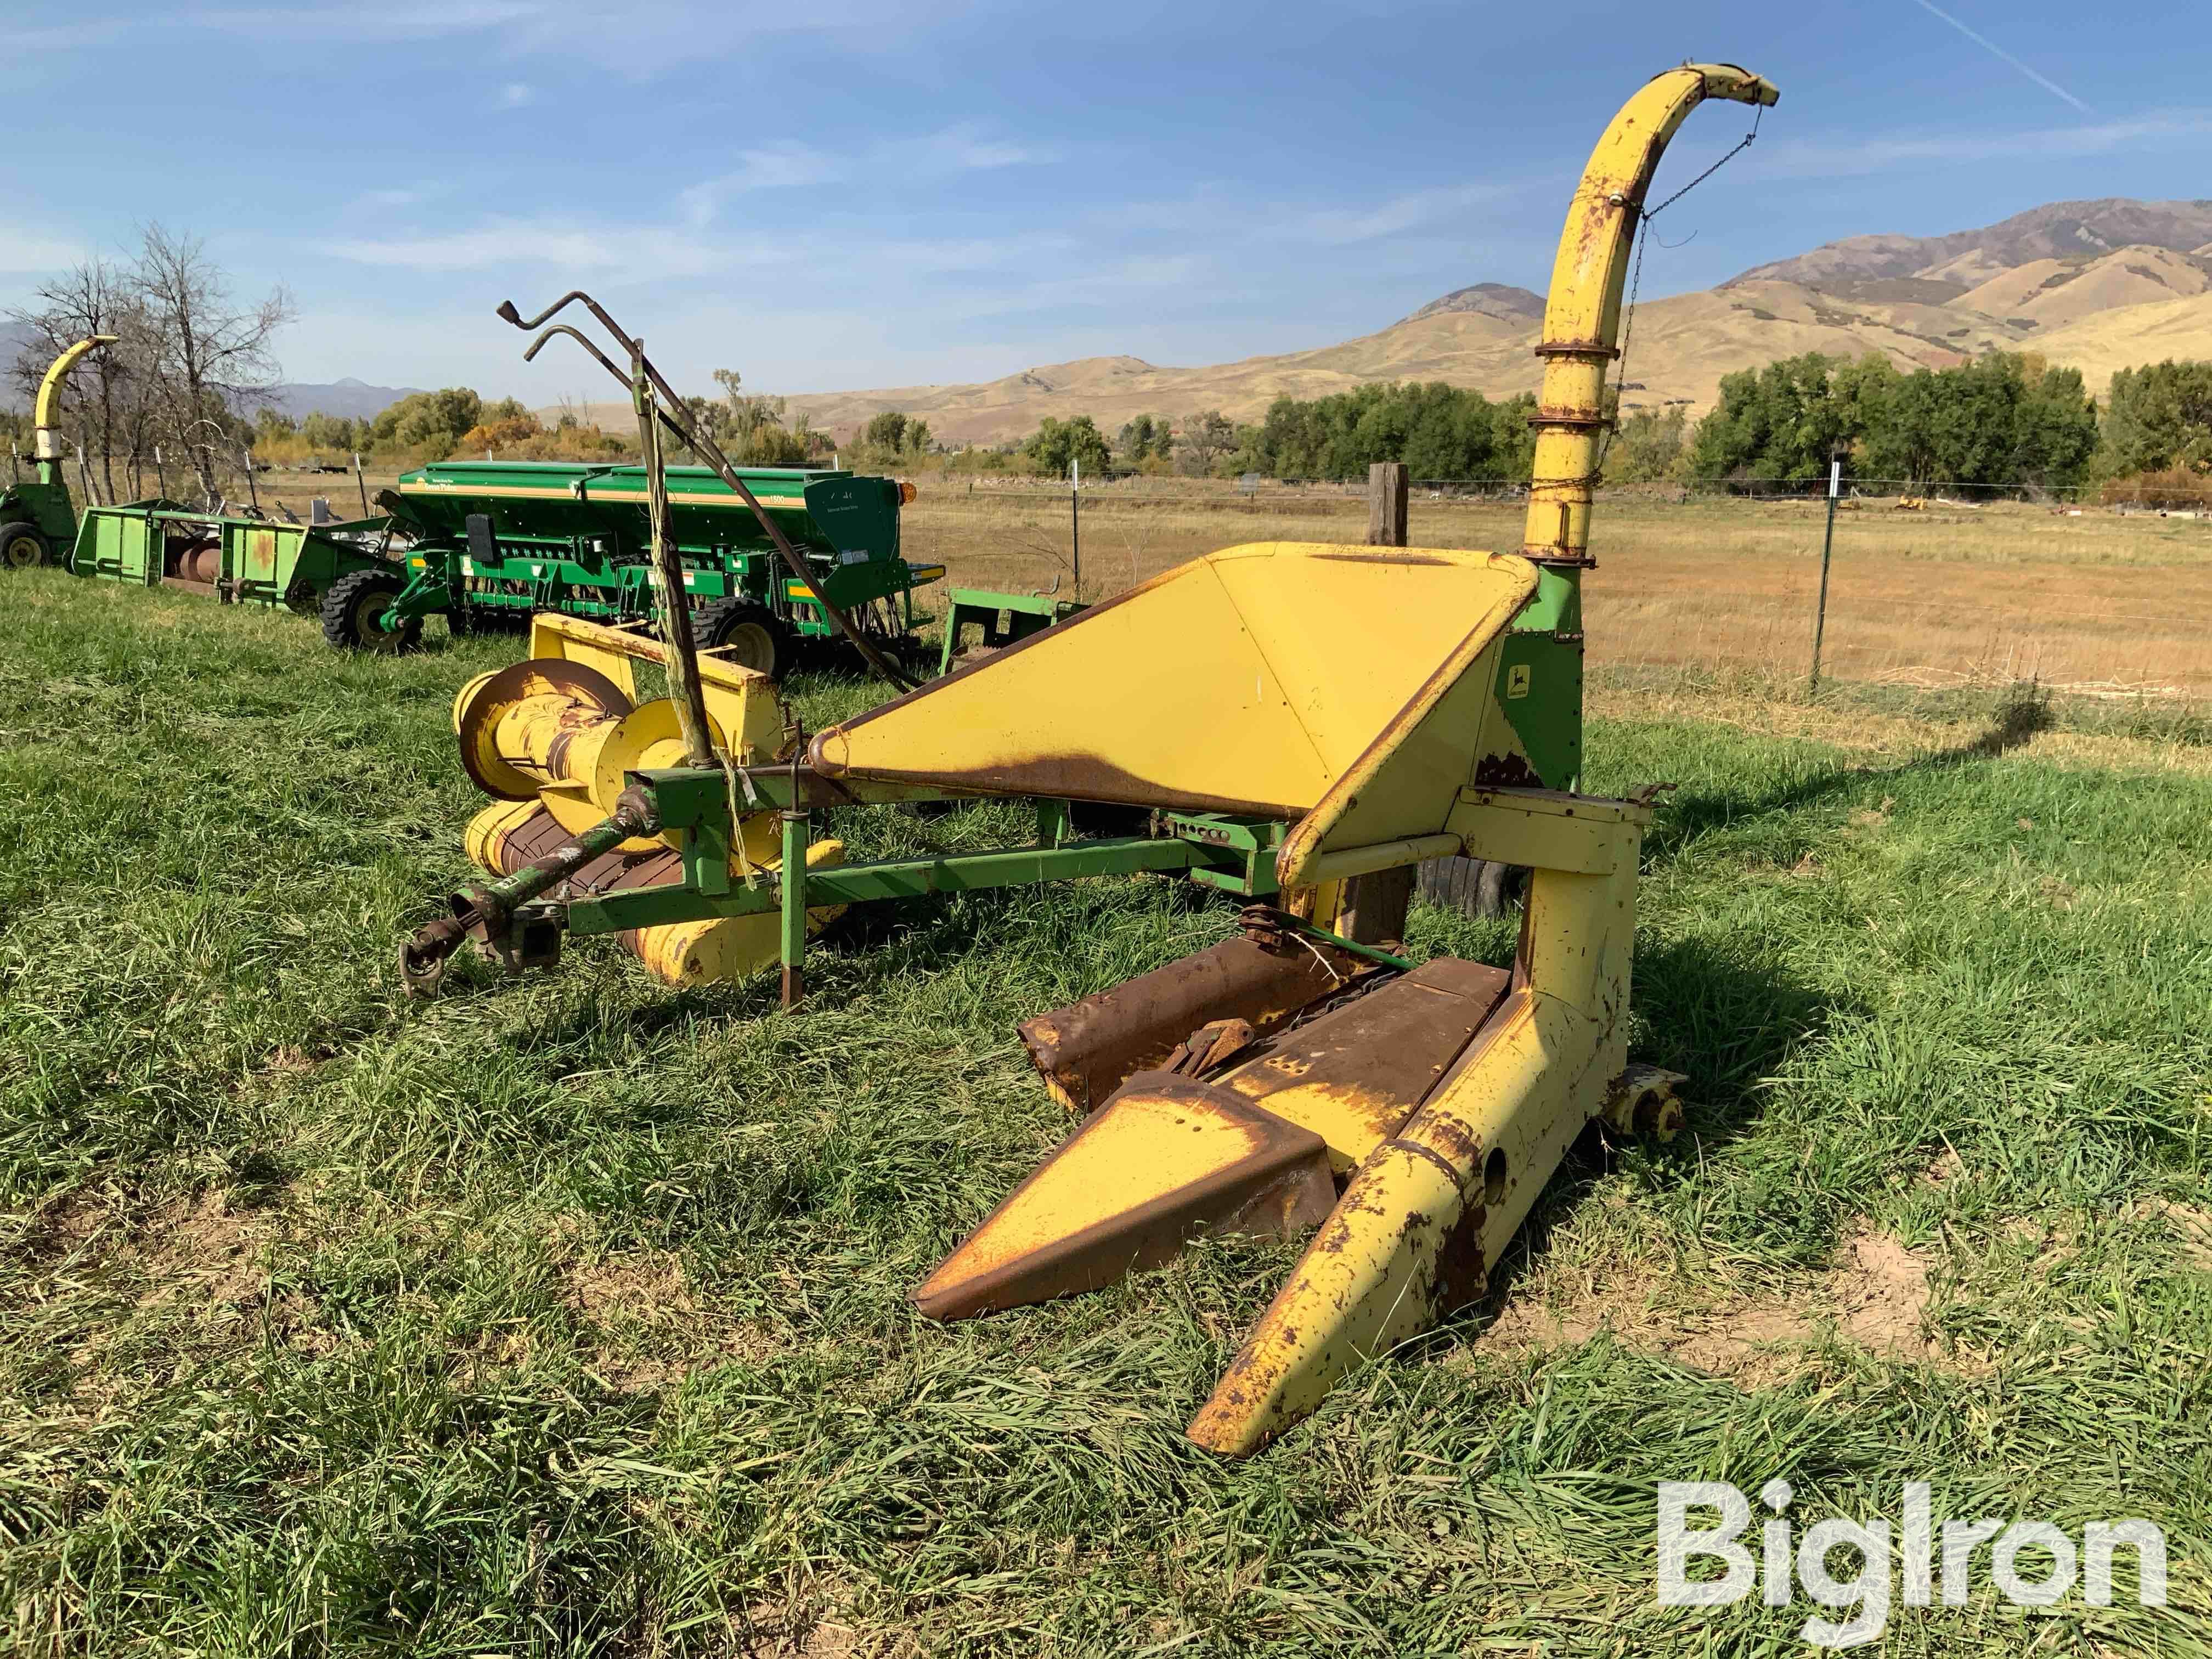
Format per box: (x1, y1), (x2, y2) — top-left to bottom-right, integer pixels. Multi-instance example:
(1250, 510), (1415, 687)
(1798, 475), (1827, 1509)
(2, 569), (2209, 1656)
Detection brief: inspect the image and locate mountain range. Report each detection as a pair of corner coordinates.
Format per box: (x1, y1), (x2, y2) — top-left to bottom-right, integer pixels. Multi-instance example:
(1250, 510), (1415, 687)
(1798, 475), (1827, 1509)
(759, 198), (2212, 447)
(12, 199), (2212, 446)
(0, 322), (417, 425)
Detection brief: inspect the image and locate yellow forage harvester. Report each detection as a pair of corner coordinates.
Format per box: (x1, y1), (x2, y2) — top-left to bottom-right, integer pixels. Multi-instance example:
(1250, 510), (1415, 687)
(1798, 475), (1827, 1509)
(882, 63), (1777, 1455)
(402, 63), (1775, 1457)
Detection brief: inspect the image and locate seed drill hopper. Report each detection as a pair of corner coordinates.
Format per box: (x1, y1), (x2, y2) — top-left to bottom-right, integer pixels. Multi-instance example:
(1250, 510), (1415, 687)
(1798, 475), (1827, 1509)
(402, 64), (1778, 1454)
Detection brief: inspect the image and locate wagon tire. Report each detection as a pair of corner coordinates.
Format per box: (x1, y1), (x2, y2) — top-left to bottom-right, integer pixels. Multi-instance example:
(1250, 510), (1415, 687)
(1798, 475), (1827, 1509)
(691, 598), (788, 680)
(321, 568), (421, 653)
(0, 522), (48, 571)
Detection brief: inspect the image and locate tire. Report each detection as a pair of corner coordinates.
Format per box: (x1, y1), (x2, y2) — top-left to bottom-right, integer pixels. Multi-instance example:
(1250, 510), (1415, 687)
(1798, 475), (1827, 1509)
(0, 522), (47, 571)
(691, 598), (789, 679)
(320, 568), (422, 653)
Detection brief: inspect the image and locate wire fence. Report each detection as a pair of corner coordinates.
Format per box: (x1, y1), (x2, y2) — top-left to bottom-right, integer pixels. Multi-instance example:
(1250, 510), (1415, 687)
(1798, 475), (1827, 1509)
(932, 474), (2208, 511)
(904, 473), (2212, 709)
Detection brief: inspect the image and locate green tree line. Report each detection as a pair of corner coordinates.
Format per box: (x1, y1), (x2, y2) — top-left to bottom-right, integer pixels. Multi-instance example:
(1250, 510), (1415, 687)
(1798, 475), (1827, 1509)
(911, 352), (2212, 500)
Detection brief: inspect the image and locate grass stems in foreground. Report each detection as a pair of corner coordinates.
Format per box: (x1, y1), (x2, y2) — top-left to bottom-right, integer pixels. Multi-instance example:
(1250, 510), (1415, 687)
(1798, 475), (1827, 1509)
(1, 569), (2207, 1655)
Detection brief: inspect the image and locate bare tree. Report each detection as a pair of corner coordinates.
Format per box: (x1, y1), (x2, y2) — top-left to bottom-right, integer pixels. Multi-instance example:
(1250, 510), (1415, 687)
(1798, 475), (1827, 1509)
(128, 223), (294, 499)
(5, 258), (153, 503)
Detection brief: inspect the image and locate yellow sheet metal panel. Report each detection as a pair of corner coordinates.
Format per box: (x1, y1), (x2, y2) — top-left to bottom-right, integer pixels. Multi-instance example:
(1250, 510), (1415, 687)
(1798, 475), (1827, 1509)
(1214, 957), (1511, 1171)
(812, 543), (1538, 822)
(1262, 556), (1537, 889)
(1440, 787), (1647, 877)
(1187, 990), (1568, 1457)
(633, 838), (847, 986)
(913, 1077), (1336, 1321)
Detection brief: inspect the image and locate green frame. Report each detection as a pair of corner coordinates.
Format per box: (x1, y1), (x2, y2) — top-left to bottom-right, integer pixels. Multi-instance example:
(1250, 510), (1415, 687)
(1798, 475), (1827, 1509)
(69, 499), (393, 607)
(557, 768), (1287, 984)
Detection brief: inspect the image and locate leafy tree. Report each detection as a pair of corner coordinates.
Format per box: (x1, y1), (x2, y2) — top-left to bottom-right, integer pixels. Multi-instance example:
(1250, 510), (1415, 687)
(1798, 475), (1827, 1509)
(1859, 353), (2096, 489)
(299, 411), (362, 452)
(1687, 352), (1857, 484)
(862, 410), (911, 452)
(1689, 349), (2095, 492)
(370, 387), (483, 459)
(1114, 413), (1173, 466)
(1227, 383), (1532, 481)
(1608, 407), (1691, 484)
(851, 409), (932, 467)
(2094, 360), (2212, 479)
(1023, 414), (1110, 477)
(691, 368), (809, 465)
(1178, 409), (1237, 476)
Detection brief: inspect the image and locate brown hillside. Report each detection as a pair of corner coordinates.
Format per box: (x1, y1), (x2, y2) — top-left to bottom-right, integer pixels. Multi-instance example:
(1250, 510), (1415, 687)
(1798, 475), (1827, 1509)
(540, 199), (2212, 447)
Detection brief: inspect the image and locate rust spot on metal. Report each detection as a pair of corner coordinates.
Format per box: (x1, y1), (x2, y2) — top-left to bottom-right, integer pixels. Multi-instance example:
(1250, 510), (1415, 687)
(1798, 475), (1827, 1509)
(1308, 551), (1455, 566)
(1532, 338), (1623, 360)
(817, 743), (1311, 817)
(1018, 934), (1362, 1114)
(1432, 1206), (1490, 1313)
(1472, 752), (1544, 790)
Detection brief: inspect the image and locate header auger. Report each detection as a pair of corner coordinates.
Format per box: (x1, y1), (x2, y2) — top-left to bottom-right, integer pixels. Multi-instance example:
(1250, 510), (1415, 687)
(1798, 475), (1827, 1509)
(398, 62), (1777, 1454)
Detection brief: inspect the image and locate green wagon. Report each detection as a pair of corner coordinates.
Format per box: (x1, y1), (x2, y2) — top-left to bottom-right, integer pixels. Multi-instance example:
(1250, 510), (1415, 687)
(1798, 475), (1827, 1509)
(70, 500), (405, 640)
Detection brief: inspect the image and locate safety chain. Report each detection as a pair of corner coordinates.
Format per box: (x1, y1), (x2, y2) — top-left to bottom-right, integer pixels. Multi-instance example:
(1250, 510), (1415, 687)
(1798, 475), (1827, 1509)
(1590, 101), (1764, 479)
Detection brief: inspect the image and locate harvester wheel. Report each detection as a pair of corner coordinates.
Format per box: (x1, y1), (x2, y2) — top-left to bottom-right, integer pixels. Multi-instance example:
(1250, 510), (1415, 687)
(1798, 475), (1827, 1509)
(692, 599), (788, 679)
(321, 568), (422, 653)
(0, 522), (47, 571)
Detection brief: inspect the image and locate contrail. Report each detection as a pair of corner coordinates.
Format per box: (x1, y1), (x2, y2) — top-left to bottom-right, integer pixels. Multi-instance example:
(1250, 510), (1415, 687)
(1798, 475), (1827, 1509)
(1911, 0), (2095, 114)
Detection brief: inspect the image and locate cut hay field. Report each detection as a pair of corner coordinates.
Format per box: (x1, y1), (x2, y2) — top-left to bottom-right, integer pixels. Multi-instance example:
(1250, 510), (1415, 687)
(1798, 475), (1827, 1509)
(2, 563), (2209, 1655)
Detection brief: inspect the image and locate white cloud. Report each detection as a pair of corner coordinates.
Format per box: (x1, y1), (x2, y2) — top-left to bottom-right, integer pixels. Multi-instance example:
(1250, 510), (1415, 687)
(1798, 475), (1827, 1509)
(678, 143), (844, 226)
(1301, 182), (1517, 246)
(0, 233), (88, 274)
(679, 126), (1058, 227)
(1759, 111), (2212, 178)
(184, 2), (544, 39)
(318, 221), (782, 277)
(13, 21), (132, 47)
(317, 190), (1079, 285)
(497, 81), (534, 108)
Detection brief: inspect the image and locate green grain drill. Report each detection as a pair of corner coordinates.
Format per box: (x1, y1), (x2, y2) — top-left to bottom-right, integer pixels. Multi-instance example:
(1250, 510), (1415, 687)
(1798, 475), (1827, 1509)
(368, 459), (943, 677)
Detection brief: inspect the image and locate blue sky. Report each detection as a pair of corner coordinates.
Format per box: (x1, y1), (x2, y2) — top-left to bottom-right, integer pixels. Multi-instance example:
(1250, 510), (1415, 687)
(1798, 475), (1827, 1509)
(8, 1), (2208, 403)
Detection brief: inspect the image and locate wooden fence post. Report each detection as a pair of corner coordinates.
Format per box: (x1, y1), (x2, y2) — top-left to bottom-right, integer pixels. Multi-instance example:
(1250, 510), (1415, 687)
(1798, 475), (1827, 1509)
(1367, 461), (1408, 547)
(1336, 461), (1417, 945)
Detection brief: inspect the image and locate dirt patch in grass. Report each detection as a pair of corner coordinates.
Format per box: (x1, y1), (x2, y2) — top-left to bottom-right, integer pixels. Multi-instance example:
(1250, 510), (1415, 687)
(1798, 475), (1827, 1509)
(568, 1249), (781, 1392)
(2141, 1199), (2212, 1272)
(16, 1187), (268, 1306)
(1477, 1224), (1958, 1383)
(569, 1249), (698, 1322)
(136, 1191), (270, 1307)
